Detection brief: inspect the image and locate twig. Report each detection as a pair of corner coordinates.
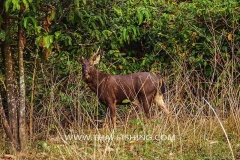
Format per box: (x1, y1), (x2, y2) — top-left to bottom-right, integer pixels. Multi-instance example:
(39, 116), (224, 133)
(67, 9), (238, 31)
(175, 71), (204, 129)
(78, 42), (101, 46)
(203, 97), (235, 160)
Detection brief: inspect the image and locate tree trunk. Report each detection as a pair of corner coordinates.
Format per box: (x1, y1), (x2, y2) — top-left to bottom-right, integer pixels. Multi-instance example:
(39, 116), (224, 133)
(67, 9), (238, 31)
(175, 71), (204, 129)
(18, 22), (27, 151)
(1, 4), (20, 151)
(3, 41), (20, 151)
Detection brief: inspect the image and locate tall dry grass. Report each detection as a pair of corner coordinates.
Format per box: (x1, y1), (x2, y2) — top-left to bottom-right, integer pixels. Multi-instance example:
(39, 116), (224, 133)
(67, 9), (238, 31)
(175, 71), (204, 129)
(24, 55), (240, 159)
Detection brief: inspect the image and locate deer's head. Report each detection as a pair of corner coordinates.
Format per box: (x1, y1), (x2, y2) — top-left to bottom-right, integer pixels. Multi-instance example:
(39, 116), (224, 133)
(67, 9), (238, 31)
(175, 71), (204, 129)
(78, 51), (100, 79)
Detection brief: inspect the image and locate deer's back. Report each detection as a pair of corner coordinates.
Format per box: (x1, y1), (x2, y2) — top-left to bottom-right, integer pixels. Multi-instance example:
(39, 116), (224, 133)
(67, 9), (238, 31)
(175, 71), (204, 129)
(99, 72), (160, 104)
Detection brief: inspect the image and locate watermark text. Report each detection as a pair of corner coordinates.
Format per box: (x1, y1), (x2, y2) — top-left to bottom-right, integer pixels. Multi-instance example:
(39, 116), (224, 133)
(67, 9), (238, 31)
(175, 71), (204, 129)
(63, 134), (175, 142)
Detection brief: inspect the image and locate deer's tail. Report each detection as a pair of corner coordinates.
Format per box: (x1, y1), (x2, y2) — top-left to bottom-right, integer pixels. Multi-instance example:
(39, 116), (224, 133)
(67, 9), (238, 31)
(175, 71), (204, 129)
(153, 78), (171, 115)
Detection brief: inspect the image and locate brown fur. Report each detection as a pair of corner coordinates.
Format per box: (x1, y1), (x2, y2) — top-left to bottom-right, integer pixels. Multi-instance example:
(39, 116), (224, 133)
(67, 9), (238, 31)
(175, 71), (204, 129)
(79, 55), (170, 129)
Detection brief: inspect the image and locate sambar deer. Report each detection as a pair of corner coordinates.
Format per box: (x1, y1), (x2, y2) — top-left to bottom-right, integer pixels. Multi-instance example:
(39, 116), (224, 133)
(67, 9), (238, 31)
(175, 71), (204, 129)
(79, 50), (171, 129)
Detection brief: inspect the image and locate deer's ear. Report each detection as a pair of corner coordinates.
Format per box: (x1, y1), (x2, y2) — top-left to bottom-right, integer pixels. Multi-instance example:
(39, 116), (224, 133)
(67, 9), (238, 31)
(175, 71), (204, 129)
(93, 55), (100, 65)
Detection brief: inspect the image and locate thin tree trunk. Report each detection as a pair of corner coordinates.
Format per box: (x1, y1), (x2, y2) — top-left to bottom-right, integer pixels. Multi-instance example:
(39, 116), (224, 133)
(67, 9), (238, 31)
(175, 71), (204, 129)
(30, 53), (37, 141)
(18, 23), (27, 151)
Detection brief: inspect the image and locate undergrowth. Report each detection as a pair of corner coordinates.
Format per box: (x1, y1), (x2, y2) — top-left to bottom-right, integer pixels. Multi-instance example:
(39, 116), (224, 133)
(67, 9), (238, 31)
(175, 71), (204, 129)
(1, 59), (239, 159)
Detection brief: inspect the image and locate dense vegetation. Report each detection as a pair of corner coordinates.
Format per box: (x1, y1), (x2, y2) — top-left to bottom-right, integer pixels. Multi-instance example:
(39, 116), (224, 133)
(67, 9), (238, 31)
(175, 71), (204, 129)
(0, 0), (239, 159)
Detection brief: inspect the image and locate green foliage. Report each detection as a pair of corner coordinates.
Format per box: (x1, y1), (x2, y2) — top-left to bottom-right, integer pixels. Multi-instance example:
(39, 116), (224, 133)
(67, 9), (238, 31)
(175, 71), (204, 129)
(3, 0), (239, 74)
(122, 99), (131, 104)
(23, 17), (38, 32)
(40, 0), (238, 78)
(0, 29), (6, 41)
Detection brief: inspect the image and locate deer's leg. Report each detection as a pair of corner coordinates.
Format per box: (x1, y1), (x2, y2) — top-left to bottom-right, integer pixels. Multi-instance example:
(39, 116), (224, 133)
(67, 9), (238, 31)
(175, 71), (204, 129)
(139, 94), (152, 119)
(108, 100), (117, 129)
(105, 108), (110, 127)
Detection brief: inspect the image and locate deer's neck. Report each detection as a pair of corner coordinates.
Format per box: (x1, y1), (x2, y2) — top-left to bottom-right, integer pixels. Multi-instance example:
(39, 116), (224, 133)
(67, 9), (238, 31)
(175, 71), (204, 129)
(86, 68), (107, 92)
